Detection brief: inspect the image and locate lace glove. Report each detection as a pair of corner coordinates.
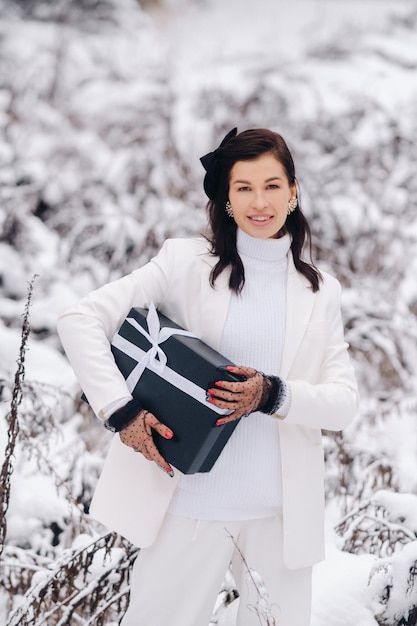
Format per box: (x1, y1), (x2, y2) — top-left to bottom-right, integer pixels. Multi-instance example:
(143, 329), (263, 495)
(105, 399), (175, 476)
(206, 365), (286, 426)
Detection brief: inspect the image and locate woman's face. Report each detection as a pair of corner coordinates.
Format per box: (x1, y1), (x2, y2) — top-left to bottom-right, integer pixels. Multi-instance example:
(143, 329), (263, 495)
(228, 153), (296, 239)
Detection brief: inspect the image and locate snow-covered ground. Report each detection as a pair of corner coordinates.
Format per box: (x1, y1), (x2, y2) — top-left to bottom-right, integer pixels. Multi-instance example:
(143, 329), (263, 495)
(1, 0), (417, 624)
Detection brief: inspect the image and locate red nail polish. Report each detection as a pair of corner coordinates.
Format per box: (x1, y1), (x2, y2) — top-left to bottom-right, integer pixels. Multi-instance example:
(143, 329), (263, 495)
(165, 429), (174, 439)
(215, 381), (222, 387)
(216, 418), (225, 426)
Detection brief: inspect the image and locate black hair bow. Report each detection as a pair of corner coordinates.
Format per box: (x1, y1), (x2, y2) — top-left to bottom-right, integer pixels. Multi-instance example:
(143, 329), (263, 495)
(200, 127), (237, 200)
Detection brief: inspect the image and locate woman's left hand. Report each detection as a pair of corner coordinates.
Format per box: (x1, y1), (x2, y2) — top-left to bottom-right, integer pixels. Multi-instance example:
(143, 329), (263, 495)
(206, 365), (271, 425)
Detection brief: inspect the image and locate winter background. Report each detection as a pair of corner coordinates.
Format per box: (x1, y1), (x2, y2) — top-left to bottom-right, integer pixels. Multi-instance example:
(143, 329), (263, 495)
(0, 0), (417, 624)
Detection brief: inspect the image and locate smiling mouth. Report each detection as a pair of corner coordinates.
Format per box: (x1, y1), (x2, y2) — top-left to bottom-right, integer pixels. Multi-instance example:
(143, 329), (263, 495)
(249, 216), (272, 222)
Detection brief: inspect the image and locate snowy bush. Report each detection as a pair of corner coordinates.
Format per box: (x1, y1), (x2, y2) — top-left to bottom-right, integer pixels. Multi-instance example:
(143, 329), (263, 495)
(370, 541), (417, 626)
(1, 0), (417, 624)
(3, 534), (138, 626)
(335, 490), (417, 557)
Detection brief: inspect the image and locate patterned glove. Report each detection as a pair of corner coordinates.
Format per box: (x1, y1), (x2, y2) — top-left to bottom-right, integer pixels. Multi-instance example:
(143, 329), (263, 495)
(206, 365), (286, 426)
(105, 399), (175, 476)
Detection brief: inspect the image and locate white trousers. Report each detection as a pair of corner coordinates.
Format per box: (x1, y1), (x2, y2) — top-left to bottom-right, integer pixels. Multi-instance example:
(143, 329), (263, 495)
(120, 513), (312, 626)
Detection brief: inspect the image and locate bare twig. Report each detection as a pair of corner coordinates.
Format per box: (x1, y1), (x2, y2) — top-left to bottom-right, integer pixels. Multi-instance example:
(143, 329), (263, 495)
(0, 275), (37, 557)
(225, 529), (278, 626)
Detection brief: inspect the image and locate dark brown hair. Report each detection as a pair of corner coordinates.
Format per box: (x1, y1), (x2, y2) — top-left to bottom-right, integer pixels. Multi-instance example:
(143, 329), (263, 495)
(206, 128), (322, 293)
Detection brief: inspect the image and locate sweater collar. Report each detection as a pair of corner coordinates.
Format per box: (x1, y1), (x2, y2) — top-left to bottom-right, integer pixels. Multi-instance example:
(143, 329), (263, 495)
(236, 228), (291, 263)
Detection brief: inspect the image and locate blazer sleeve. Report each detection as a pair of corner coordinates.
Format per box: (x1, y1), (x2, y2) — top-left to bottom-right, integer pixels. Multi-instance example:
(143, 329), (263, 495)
(56, 240), (175, 419)
(278, 277), (359, 431)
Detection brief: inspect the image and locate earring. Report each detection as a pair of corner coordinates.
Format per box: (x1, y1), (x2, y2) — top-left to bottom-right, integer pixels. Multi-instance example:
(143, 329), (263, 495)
(287, 197), (298, 215)
(225, 201), (234, 218)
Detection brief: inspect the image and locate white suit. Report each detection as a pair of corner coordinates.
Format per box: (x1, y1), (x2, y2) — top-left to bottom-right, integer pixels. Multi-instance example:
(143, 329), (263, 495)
(57, 237), (358, 570)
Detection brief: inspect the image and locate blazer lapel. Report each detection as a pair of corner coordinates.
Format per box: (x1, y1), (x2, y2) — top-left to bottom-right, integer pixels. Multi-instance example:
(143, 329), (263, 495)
(280, 256), (316, 378)
(198, 258), (232, 353)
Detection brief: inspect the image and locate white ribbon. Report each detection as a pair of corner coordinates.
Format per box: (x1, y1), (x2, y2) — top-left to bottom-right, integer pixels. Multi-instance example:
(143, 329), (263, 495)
(111, 303), (227, 415)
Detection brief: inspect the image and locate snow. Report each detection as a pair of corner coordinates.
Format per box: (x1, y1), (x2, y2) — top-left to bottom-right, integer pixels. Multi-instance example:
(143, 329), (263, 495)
(311, 546), (379, 626)
(372, 490), (417, 534)
(1, 0), (417, 624)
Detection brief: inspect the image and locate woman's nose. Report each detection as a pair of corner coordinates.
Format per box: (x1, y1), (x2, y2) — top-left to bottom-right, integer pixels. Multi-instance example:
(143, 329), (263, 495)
(251, 193), (268, 209)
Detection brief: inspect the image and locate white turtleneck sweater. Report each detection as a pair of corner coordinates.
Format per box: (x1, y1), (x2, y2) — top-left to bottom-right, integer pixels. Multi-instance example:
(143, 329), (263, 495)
(168, 229), (291, 520)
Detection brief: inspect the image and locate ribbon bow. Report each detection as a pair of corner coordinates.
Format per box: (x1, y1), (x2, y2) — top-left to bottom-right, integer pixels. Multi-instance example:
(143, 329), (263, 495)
(200, 127), (237, 200)
(122, 303), (195, 391)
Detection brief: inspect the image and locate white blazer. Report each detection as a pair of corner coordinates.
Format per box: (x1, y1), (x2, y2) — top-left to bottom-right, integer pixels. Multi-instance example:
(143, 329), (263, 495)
(57, 237), (358, 569)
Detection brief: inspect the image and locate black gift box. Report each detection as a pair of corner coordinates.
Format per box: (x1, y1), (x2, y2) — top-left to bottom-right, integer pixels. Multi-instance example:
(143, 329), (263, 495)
(109, 305), (241, 474)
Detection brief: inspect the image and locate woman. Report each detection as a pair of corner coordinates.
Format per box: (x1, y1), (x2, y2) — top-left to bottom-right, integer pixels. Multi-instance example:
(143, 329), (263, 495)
(57, 128), (358, 626)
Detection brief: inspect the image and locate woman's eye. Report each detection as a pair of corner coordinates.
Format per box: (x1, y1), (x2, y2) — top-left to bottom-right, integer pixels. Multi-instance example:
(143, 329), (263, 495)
(267, 184), (279, 189)
(238, 186), (250, 192)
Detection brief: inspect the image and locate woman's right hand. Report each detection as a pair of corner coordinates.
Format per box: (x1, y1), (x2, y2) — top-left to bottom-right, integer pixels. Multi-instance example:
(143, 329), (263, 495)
(119, 409), (175, 477)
